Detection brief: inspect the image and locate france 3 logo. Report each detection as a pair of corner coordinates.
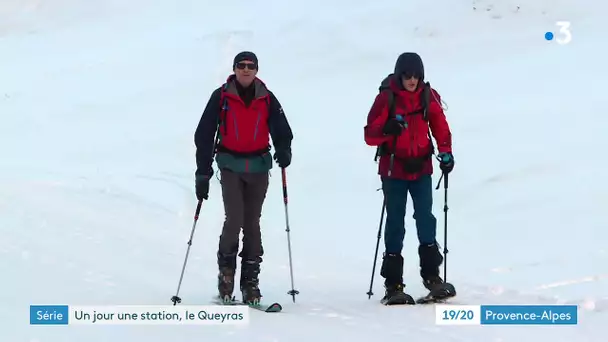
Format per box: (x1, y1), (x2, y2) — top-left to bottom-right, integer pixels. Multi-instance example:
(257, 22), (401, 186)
(545, 21), (571, 45)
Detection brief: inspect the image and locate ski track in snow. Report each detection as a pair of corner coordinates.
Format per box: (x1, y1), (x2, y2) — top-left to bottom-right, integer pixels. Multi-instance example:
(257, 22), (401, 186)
(1, 0), (607, 341)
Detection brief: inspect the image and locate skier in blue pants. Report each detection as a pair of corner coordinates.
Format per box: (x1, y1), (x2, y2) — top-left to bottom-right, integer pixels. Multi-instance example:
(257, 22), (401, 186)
(364, 52), (455, 303)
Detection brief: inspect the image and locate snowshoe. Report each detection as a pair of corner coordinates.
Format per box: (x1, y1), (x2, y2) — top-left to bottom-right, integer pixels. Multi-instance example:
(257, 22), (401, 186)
(381, 283), (415, 305)
(417, 282), (456, 303)
(418, 275), (456, 303)
(379, 253), (415, 305)
(416, 243), (456, 303)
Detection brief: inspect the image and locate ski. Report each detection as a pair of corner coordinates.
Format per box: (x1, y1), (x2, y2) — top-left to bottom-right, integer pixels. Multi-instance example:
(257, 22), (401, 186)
(250, 302), (282, 312)
(213, 296), (282, 312)
(416, 282), (456, 304)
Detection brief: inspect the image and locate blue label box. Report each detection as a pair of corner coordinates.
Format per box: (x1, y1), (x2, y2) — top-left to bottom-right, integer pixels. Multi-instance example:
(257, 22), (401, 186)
(30, 305), (69, 325)
(480, 305), (577, 325)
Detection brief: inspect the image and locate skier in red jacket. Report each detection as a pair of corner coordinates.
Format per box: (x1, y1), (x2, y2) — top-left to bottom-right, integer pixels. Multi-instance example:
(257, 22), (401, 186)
(195, 51), (293, 305)
(364, 52), (455, 304)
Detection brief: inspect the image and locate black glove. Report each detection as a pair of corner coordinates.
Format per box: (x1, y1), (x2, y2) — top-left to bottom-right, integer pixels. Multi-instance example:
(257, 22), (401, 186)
(274, 148), (291, 168)
(438, 152), (454, 174)
(195, 175), (210, 200)
(382, 117), (405, 136)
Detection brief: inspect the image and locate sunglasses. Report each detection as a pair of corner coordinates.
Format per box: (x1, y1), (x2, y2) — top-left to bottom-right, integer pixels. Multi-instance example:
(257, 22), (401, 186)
(236, 62), (257, 70)
(401, 70), (421, 79)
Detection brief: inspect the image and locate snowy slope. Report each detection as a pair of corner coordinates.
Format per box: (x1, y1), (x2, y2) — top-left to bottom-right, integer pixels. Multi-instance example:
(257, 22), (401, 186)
(1, 0), (607, 341)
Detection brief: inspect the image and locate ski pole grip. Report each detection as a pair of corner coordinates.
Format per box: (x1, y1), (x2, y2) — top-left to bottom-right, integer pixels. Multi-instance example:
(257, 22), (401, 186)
(281, 168), (288, 204)
(194, 200), (202, 220)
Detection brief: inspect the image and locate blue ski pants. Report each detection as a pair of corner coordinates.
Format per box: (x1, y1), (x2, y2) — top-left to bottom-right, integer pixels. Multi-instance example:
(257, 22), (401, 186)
(382, 174), (437, 254)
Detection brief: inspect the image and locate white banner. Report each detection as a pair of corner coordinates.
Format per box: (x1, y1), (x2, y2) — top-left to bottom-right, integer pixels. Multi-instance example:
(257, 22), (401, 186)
(67, 305), (249, 325)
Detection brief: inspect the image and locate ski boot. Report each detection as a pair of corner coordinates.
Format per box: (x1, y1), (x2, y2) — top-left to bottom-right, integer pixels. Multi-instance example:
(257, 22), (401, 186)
(418, 243), (456, 303)
(380, 253), (415, 305)
(217, 252), (237, 303)
(240, 259), (262, 305)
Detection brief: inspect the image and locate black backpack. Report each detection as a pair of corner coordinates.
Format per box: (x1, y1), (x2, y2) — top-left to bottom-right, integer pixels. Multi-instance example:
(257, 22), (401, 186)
(373, 74), (435, 162)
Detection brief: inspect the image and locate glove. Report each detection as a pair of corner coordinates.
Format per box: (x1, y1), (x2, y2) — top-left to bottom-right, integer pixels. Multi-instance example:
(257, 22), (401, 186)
(195, 174), (210, 200)
(438, 152), (454, 174)
(274, 148), (291, 168)
(382, 116), (406, 136)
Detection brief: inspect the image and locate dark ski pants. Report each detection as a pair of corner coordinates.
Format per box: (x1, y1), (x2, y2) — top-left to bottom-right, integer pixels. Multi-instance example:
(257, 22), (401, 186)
(382, 174), (437, 254)
(217, 169), (269, 269)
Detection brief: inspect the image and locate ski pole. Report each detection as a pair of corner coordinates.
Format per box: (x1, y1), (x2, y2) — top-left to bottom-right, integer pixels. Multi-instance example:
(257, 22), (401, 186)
(441, 171), (449, 282)
(366, 196), (386, 299)
(366, 134), (398, 299)
(171, 200), (203, 305)
(433, 155), (450, 282)
(281, 167), (299, 302)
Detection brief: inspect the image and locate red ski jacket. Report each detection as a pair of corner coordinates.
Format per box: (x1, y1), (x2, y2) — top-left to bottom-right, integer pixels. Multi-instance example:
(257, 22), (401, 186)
(364, 78), (452, 180)
(218, 76), (272, 154)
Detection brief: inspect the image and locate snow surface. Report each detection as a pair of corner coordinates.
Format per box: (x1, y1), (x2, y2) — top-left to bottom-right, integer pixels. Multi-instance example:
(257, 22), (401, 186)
(1, 0), (607, 341)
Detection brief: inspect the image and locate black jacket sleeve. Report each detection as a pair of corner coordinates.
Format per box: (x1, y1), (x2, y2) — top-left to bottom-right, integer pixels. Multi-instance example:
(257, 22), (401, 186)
(267, 91), (293, 152)
(194, 88), (222, 177)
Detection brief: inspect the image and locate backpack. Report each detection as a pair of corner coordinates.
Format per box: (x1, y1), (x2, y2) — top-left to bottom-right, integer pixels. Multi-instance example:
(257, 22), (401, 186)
(373, 74), (435, 162)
